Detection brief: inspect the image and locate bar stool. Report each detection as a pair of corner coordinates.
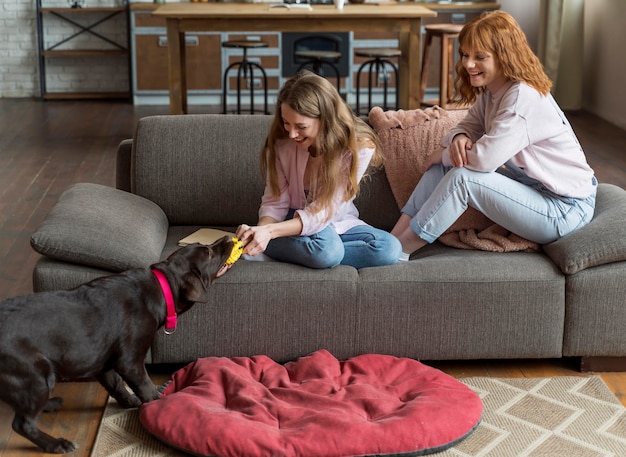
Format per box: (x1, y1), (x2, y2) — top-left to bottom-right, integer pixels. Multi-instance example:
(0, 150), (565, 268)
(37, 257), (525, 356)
(420, 23), (464, 108)
(295, 50), (342, 89)
(222, 40), (269, 114)
(354, 48), (401, 116)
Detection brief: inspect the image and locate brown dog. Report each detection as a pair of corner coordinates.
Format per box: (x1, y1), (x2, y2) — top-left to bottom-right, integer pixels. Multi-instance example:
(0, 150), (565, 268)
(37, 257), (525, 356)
(0, 237), (236, 453)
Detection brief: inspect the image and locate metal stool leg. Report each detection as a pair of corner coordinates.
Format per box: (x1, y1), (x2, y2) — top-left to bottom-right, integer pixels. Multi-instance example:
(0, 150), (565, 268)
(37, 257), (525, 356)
(377, 60), (389, 111)
(236, 60), (244, 114)
(223, 47), (269, 115)
(367, 61), (374, 113)
(356, 62), (364, 116)
(247, 61), (269, 115)
(356, 59), (375, 116)
(324, 61), (341, 91)
(380, 58), (398, 110)
(388, 59), (399, 110)
(298, 60), (341, 93)
(356, 56), (399, 114)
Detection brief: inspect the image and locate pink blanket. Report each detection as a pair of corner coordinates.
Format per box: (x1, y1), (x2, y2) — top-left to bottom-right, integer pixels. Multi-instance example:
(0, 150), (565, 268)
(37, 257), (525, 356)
(369, 106), (539, 252)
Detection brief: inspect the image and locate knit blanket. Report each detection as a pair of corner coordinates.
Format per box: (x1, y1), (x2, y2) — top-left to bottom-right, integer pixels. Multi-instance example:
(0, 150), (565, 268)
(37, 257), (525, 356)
(369, 106), (539, 252)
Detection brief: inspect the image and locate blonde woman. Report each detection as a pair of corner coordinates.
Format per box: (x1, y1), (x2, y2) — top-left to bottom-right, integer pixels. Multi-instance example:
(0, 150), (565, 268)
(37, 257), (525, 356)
(237, 71), (401, 268)
(392, 10), (596, 259)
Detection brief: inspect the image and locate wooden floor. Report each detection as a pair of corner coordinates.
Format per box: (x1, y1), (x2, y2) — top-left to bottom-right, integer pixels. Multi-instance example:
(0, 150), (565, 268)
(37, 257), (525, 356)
(0, 99), (625, 456)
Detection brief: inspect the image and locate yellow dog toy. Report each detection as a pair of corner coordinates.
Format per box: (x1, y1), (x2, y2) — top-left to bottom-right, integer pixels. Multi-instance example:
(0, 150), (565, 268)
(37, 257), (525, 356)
(225, 237), (244, 265)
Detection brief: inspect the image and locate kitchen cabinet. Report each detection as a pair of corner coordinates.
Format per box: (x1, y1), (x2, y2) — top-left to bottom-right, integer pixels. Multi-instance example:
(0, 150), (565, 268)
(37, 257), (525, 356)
(132, 9), (221, 92)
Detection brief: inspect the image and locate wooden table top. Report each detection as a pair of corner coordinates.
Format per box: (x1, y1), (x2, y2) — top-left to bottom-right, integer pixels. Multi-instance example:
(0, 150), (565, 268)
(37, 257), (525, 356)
(152, 2), (438, 19)
(135, 2), (499, 13)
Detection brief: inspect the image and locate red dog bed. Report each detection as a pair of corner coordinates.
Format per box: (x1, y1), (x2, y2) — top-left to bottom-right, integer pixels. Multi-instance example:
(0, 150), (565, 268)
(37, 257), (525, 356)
(140, 350), (482, 457)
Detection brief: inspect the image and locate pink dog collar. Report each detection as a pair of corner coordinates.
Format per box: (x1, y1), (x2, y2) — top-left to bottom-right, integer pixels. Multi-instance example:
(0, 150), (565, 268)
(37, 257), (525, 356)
(152, 269), (177, 334)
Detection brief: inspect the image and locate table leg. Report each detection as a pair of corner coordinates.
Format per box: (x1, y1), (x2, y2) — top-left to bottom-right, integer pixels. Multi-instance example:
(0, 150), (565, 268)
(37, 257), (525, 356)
(397, 31), (408, 110)
(406, 19), (422, 110)
(397, 20), (422, 110)
(166, 19), (186, 114)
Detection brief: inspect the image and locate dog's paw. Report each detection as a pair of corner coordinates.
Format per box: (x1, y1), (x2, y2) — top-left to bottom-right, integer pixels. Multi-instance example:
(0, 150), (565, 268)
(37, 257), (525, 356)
(44, 437), (76, 454)
(43, 397), (63, 412)
(118, 394), (142, 409)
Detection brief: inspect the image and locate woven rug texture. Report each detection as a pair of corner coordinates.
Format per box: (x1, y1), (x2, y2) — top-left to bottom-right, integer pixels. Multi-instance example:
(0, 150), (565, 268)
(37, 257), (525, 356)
(91, 375), (626, 457)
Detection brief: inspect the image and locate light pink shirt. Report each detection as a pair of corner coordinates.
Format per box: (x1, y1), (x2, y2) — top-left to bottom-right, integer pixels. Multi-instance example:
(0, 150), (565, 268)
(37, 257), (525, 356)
(259, 138), (374, 236)
(441, 81), (595, 198)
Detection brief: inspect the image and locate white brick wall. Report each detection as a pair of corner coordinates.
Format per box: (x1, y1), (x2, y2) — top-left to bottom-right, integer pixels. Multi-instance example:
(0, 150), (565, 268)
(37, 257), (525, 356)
(1, 0), (39, 97)
(0, 0), (129, 98)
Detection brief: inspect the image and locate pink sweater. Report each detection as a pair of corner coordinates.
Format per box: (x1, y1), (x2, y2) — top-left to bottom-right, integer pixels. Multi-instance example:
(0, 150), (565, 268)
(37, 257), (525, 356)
(441, 81), (595, 199)
(259, 138), (374, 236)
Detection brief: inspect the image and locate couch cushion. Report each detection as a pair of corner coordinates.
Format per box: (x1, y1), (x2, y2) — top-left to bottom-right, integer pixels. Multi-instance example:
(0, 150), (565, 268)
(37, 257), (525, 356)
(31, 183), (168, 272)
(132, 114), (273, 226)
(543, 183), (626, 274)
(357, 244), (565, 360)
(149, 241), (360, 363)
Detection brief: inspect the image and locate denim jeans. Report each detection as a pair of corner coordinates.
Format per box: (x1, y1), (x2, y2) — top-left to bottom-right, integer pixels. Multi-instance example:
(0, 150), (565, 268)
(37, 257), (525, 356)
(264, 222), (401, 269)
(402, 163), (597, 245)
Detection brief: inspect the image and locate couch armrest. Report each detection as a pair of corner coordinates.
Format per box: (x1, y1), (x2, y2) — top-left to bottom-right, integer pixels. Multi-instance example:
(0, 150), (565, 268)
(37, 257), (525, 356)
(31, 183), (169, 272)
(116, 138), (133, 192)
(543, 183), (626, 274)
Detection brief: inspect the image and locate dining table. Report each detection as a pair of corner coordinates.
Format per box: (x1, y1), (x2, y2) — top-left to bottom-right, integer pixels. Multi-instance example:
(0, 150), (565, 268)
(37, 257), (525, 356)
(153, 2), (437, 115)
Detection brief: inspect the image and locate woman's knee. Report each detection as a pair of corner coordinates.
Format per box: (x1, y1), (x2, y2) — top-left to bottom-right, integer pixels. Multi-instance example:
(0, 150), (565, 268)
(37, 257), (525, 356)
(336, 226), (400, 268)
(377, 235), (402, 264)
(444, 166), (478, 184)
(301, 234), (345, 268)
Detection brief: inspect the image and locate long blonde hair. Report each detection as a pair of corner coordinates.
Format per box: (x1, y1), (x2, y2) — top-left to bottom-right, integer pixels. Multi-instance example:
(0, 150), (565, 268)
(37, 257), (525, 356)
(454, 10), (552, 104)
(262, 71), (382, 214)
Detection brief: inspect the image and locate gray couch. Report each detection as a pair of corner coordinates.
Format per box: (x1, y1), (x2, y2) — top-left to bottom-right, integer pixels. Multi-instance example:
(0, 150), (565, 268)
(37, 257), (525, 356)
(30, 114), (626, 369)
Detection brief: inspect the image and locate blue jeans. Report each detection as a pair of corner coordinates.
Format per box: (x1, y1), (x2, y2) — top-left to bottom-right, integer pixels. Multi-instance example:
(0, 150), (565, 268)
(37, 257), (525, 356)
(402, 164), (597, 245)
(264, 222), (401, 269)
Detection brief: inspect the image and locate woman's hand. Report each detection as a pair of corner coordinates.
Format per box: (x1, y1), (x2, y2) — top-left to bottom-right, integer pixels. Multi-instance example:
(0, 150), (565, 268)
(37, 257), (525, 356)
(424, 147), (444, 169)
(236, 224), (272, 256)
(449, 134), (473, 167)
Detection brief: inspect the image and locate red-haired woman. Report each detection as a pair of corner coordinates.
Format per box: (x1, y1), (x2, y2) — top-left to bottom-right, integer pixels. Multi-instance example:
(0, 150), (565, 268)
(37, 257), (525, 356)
(392, 10), (596, 259)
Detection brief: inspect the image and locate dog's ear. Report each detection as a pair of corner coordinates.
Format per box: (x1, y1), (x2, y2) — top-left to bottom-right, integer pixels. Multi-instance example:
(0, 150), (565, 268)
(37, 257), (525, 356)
(180, 267), (212, 303)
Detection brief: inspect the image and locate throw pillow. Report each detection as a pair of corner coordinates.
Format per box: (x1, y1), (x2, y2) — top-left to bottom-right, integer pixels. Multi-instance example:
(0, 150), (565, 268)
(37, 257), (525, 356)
(543, 183), (626, 274)
(31, 183), (168, 272)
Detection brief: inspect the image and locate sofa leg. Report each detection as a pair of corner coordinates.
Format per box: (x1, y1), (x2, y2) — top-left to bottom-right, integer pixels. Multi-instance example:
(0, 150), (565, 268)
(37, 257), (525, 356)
(579, 356), (626, 372)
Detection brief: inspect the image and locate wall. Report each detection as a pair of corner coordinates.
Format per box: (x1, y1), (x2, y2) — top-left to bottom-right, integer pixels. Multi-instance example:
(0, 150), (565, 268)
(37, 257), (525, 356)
(479, 0), (626, 130)
(583, 0), (626, 130)
(497, 0), (541, 52)
(0, 0), (39, 97)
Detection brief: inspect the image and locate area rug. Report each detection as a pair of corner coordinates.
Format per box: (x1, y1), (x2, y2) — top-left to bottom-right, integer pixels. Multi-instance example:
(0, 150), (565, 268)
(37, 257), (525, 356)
(91, 375), (626, 457)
